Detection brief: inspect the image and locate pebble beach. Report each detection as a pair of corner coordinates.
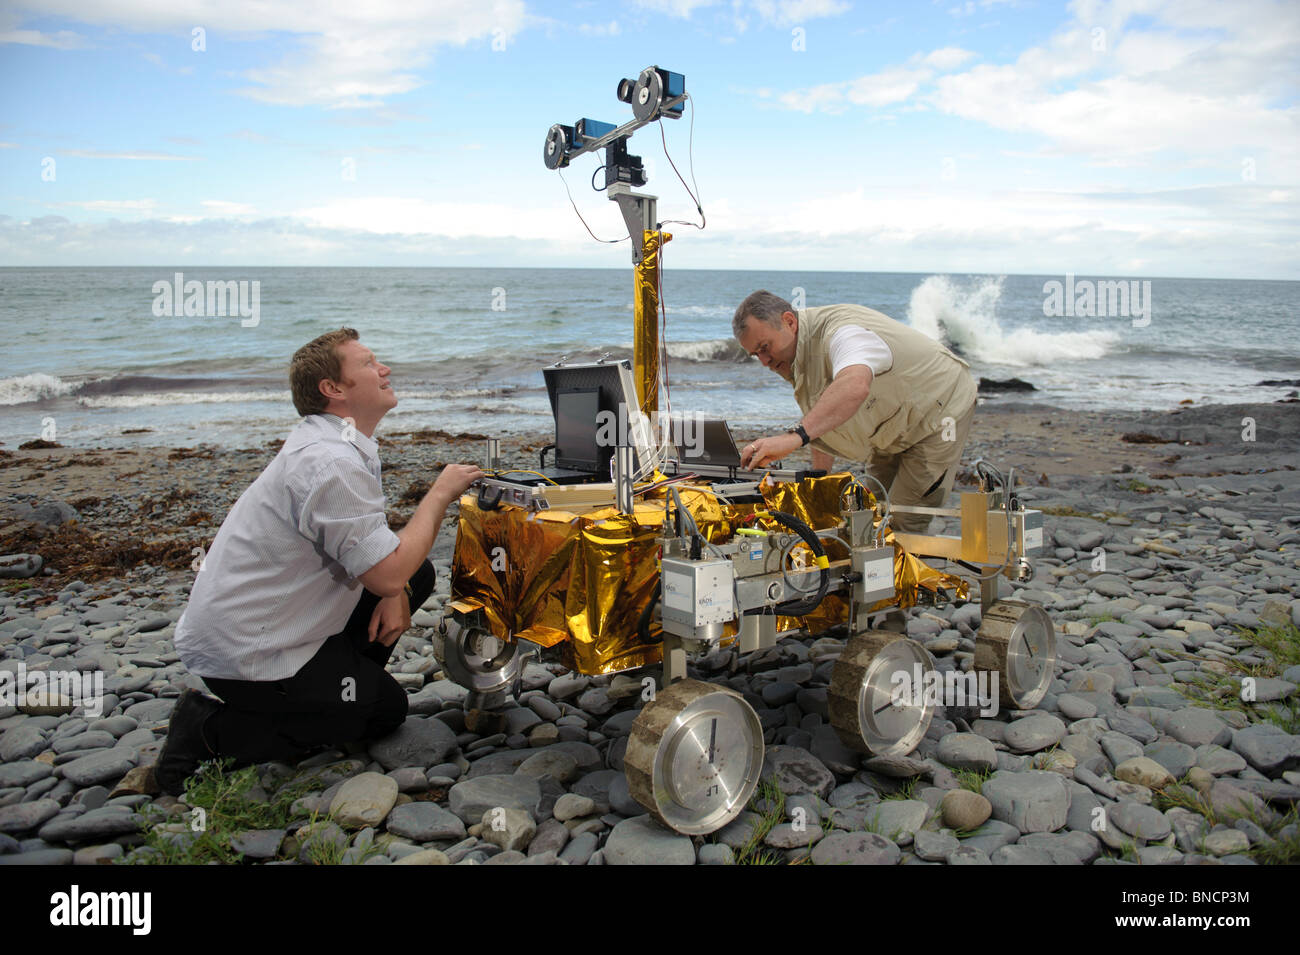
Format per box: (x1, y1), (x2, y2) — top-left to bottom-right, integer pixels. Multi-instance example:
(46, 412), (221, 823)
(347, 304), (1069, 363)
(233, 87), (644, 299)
(1, 397), (1298, 865)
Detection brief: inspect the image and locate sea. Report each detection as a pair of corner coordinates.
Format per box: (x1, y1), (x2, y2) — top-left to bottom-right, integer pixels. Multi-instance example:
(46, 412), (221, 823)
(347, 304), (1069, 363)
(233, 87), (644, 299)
(1, 267), (1297, 450)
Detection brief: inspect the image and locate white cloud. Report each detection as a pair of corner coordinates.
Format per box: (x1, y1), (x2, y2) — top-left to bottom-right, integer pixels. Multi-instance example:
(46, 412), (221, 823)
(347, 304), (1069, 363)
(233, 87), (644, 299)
(636, 0), (847, 24)
(777, 65), (932, 113)
(764, 1), (1300, 173)
(2, 0), (527, 109)
(578, 20), (621, 36)
(200, 200), (257, 216)
(752, 0), (851, 25)
(51, 199), (158, 214)
(0, 11), (87, 50)
(63, 149), (199, 160)
(916, 46), (976, 71)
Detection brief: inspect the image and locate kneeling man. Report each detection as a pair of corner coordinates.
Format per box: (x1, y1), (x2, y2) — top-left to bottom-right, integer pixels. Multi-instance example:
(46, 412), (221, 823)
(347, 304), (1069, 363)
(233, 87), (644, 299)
(157, 327), (482, 794)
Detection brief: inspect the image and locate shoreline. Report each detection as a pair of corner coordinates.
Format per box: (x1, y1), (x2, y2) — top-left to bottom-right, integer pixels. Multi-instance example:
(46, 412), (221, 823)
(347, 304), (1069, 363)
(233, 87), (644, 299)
(2, 399), (1298, 584)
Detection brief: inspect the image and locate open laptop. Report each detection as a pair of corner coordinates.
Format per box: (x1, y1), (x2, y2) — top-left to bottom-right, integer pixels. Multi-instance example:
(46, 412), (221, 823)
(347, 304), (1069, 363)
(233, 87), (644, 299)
(671, 415), (743, 468)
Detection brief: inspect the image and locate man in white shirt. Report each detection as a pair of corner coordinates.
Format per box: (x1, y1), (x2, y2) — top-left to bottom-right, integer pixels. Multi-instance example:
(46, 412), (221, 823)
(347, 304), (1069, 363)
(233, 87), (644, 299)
(732, 290), (977, 535)
(156, 327), (483, 795)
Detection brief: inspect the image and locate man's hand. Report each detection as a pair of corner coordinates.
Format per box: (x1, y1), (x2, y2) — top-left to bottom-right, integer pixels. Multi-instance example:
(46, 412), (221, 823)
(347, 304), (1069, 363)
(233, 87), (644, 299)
(740, 432), (803, 469)
(369, 591), (411, 646)
(433, 463), (485, 502)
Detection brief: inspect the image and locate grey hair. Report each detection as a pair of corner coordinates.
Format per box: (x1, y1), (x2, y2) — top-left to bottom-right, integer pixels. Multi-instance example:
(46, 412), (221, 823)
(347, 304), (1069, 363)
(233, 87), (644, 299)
(732, 290), (794, 338)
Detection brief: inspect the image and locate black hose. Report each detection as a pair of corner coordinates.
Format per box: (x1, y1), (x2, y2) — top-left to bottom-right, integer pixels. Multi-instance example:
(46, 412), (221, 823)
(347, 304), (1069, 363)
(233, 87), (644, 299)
(764, 509), (829, 617)
(637, 579), (661, 643)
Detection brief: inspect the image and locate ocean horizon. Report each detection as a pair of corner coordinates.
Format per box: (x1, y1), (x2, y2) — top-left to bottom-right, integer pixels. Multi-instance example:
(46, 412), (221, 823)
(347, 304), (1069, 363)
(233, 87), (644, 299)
(2, 266), (1297, 450)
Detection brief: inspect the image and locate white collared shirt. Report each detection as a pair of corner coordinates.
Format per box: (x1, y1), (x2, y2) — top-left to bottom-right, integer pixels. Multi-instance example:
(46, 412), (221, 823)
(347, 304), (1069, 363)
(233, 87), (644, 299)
(174, 413), (402, 681)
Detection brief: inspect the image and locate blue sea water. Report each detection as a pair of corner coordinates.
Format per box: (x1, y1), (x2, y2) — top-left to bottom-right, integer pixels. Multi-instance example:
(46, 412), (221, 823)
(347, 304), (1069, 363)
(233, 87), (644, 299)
(0, 267), (1296, 449)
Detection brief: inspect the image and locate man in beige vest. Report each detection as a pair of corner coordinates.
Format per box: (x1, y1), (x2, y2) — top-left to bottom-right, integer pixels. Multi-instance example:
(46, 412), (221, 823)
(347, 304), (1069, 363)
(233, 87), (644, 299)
(732, 290), (977, 534)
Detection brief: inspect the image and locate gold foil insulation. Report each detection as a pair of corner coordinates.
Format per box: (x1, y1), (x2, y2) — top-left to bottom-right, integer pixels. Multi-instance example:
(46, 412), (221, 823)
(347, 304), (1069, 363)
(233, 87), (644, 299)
(633, 229), (670, 417)
(451, 472), (968, 676)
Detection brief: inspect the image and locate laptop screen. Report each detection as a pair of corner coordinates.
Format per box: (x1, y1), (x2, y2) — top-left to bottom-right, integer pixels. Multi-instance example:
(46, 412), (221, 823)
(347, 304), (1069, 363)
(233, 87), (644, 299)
(555, 389), (601, 470)
(673, 416), (742, 467)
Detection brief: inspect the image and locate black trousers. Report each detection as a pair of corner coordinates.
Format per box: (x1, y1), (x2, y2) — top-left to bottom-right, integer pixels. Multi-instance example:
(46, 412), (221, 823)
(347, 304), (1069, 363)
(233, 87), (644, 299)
(201, 560), (436, 767)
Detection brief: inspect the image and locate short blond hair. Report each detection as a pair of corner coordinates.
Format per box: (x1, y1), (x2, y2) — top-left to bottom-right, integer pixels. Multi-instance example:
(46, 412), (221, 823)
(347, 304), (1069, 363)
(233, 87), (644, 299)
(289, 327), (359, 416)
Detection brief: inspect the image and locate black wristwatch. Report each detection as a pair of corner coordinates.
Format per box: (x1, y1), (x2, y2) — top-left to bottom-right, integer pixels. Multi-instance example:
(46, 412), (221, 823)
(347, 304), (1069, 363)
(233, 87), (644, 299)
(789, 424), (810, 447)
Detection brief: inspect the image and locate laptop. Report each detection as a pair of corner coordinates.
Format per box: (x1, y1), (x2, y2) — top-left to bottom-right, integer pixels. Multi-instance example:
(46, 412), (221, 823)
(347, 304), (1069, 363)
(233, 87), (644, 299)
(671, 415), (743, 468)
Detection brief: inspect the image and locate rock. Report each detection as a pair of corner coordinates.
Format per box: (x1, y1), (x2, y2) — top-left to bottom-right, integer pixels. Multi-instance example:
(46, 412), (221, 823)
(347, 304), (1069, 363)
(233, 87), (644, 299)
(448, 775), (542, 824)
(329, 772), (399, 829)
(558, 831), (599, 865)
(810, 830), (901, 865)
(0, 724), (49, 762)
(760, 745), (835, 798)
(229, 829), (286, 860)
(39, 807), (142, 843)
(1204, 829), (1250, 857)
(946, 845), (991, 865)
(861, 754), (930, 778)
(913, 829), (959, 861)
(1165, 708), (1232, 747)
(0, 761), (53, 789)
(698, 844), (733, 865)
(958, 819), (1021, 855)
(1114, 757), (1175, 789)
(392, 848), (451, 865)
(1231, 725), (1300, 775)
(368, 716), (456, 771)
(982, 771), (1071, 833)
(108, 766), (157, 798)
(1003, 714), (1067, 754)
(764, 822), (823, 850)
(0, 555), (43, 579)
(936, 733), (998, 772)
(712, 811), (763, 851)
(73, 843), (125, 865)
(516, 750), (580, 784)
(59, 750), (135, 788)
(1109, 800), (1172, 841)
(940, 789), (992, 830)
(385, 802), (467, 842)
(481, 807), (536, 852)
(1143, 741), (1196, 780)
(604, 816), (695, 865)
(0, 798), (61, 834)
(1057, 694), (1098, 721)
(991, 845), (1056, 865)
(1194, 744), (1247, 776)
(867, 800), (928, 844)
(1100, 731), (1144, 766)
(552, 793), (596, 822)
(528, 818), (570, 857)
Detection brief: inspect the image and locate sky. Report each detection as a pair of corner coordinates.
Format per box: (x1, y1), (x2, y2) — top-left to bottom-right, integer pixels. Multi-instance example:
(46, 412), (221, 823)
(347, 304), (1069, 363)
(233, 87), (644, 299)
(0, 0), (1296, 278)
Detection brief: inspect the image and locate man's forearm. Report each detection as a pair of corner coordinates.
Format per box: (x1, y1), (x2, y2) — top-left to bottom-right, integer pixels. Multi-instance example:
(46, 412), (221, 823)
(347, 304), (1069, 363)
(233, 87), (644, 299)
(811, 447), (834, 471)
(800, 367), (872, 442)
(363, 487), (453, 597)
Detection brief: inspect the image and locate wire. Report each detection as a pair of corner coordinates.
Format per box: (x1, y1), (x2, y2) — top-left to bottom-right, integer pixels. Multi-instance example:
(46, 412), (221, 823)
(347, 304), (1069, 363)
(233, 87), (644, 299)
(591, 164), (608, 192)
(488, 469), (559, 486)
(558, 168), (628, 244)
(657, 95), (705, 231)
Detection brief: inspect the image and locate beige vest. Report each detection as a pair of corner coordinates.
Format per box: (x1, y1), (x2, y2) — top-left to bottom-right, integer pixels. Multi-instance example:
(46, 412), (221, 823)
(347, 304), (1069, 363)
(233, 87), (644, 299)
(792, 304), (976, 458)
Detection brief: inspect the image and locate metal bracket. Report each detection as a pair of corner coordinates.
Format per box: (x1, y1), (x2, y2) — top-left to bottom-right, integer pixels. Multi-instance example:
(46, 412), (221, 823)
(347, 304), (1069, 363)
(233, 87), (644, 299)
(609, 184), (658, 263)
